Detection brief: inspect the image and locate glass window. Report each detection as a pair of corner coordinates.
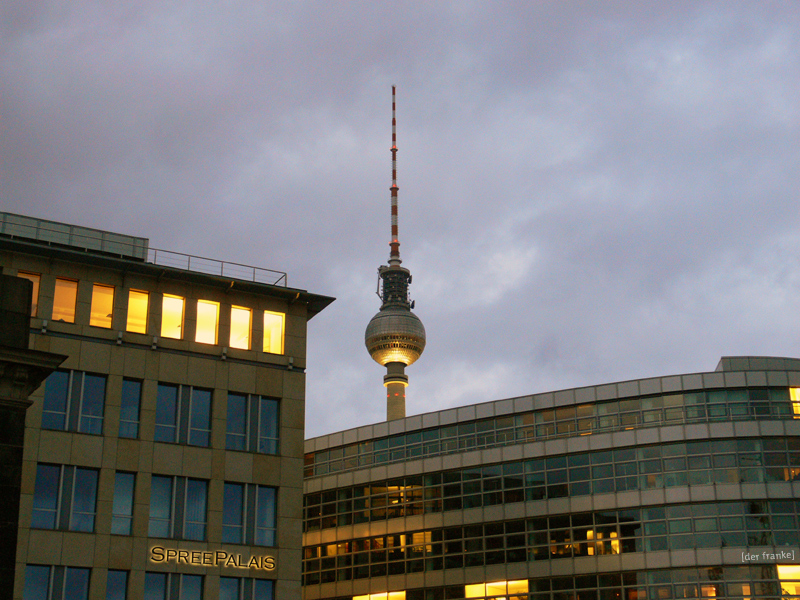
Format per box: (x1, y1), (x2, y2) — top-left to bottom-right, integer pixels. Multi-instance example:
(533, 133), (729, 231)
(161, 294), (184, 339)
(143, 574), (203, 600)
(126, 290), (149, 334)
(155, 384), (178, 443)
(149, 476), (207, 541)
(226, 393), (279, 454)
(155, 384), (211, 447)
(112, 472), (135, 535)
(263, 311), (284, 354)
(17, 271), (40, 317)
(90, 284), (114, 328)
(42, 370), (106, 434)
(52, 278), (78, 323)
(220, 578), (275, 600)
(230, 306), (251, 350)
(32, 464), (98, 532)
(24, 565), (90, 600)
(223, 482), (276, 546)
(119, 379), (141, 439)
(106, 570), (128, 600)
(195, 299), (219, 344)
(189, 388), (211, 447)
(144, 573), (166, 600)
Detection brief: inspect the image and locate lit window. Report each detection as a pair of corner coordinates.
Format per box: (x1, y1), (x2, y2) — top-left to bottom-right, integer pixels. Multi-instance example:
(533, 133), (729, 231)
(791, 388), (800, 419)
(353, 593), (406, 600)
(778, 564), (800, 596)
(196, 299), (219, 344)
(32, 464), (98, 532)
(53, 278), (78, 322)
(126, 289), (149, 334)
(17, 271), (40, 317)
(24, 566), (90, 600)
(155, 383), (211, 447)
(226, 394), (279, 454)
(144, 573), (203, 600)
(222, 483), (276, 546)
(161, 294), (185, 339)
(90, 283), (114, 328)
(230, 306), (252, 350)
(263, 311), (284, 354)
(220, 577), (274, 600)
(42, 370), (106, 434)
(107, 570), (129, 600)
(112, 472), (135, 535)
(465, 580), (529, 598)
(148, 476), (207, 541)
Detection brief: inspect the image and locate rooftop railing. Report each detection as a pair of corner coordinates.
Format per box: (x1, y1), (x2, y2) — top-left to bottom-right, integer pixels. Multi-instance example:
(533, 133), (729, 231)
(0, 211), (287, 286)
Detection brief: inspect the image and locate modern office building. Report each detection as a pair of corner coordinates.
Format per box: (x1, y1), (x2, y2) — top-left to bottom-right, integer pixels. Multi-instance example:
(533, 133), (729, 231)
(302, 357), (800, 600)
(0, 212), (333, 600)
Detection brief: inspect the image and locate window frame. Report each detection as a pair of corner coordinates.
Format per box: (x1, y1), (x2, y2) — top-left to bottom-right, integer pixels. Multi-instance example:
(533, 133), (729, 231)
(126, 289), (149, 334)
(160, 294), (185, 340)
(119, 378), (141, 439)
(42, 370), (106, 435)
(24, 565), (91, 600)
(89, 283), (114, 328)
(229, 305), (252, 350)
(222, 482), (277, 547)
(226, 393), (279, 454)
(154, 383), (212, 447)
(52, 278), (78, 323)
(148, 475), (208, 541)
(195, 299), (220, 344)
(32, 464), (99, 533)
(111, 472), (136, 535)
(263, 311), (285, 355)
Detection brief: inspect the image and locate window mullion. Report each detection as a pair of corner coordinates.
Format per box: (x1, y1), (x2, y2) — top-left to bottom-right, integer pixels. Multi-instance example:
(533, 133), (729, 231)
(52, 565), (65, 600)
(58, 466), (72, 530)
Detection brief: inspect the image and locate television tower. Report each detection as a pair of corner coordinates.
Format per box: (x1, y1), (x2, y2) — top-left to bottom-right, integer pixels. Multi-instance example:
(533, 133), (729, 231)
(365, 86), (426, 421)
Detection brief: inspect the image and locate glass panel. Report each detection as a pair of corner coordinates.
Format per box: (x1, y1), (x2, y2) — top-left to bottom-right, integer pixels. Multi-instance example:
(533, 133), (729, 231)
(148, 476), (173, 538)
(90, 283), (114, 328)
(226, 393), (247, 451)
(161, 294), (184, 339)
(112, 472), (135, 535)
(106, 570), (128, 600)
(189, 388), (211, 447)
(184, 479), (208, 541)
(71, 468), (98, 532)
(119, 379), (141, 438)
(219, 577), (241, 600)
(23, 565), (50, 600)
(263, 311), (284, 354)
(222, 483), (244, 544)
(42, 370), (69, 430)
(254, 579), (275, 600)
(155, 384), (178, 443)
(230, 306), (251, 350)
(79, 373), (106, 435)
(126, 289), (149, 334)
(259, 397), (279, 454)
(195, 300), (219, 344)
(181, 575), (204, 600)
(255, 486), (277, 546)
(64, 567), (90, 600)
(17, 271), (40, 317)
(143, 573), (167, 600)
(52, 278), (78, 322)
(32, 464), (60, 529)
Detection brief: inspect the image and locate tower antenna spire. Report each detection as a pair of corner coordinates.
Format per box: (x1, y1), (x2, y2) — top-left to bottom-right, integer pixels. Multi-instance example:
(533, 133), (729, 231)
(365, 86), (426, 421)
(389, 85), (401, 266)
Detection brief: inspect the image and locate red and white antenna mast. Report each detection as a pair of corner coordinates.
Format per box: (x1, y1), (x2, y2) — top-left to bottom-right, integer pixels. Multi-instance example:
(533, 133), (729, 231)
(389, 85), (401, 266)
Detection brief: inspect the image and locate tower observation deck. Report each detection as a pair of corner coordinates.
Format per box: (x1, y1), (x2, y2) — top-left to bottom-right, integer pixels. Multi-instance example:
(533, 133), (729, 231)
(364, 86), (426, 421)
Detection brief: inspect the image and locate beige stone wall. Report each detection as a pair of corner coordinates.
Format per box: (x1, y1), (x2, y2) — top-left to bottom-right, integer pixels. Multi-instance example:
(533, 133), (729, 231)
(2, 250), (309, 599)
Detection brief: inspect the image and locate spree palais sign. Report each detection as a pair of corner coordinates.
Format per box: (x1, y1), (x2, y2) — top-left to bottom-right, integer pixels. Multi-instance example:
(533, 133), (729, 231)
(150, 547), (276, 570)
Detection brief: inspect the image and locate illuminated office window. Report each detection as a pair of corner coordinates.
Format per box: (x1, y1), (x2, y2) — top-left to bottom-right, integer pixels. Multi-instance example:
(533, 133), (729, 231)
(90, 284), (114, 328)
(263, 311), (284, 354)
(230, 306), (252, 350)
(17, 271), (40, 317)
(465, 580), (529, 599)
(196, 300), (219, 344)
(791, 388), (800, 419)
(52, 278), (78, 322)
(779, 564), (800, 596)
(161, 294), (185, 339)
(126, 290), (149, 334)
(353, 593), (405, 600)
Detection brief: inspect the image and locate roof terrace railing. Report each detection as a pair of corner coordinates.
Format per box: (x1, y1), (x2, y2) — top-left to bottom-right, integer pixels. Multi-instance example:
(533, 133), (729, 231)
(0, 211), (287, 286)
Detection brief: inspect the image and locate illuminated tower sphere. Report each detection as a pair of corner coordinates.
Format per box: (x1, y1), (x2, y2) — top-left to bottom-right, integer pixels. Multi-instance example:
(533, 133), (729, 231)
(365, 86), (426, 421)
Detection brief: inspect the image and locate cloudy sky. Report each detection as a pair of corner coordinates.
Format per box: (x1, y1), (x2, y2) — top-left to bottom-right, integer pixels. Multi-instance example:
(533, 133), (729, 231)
(3, 1), (800, 438)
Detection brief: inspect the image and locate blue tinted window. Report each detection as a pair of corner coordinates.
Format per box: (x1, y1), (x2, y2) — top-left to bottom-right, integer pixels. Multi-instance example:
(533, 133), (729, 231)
(256, 487), (277, 546)
(184, 479), (207, 541)
(42, 371), (69, 430)
(23, 565), (49, 600)
(71, 468), (98, 532)
(226, 394), (247, 451)
(112, 473), (135, 535)
(119, 379), (141, 438)
(254, 579), (274, 599)
(189, 389), (211, 447)
(64, 568), (90, 599)
(148, 476), (172, 538)
(258, 398), (279, 454)
(32, 465), (60, 529)
(223, 483), (244, 544)
(181, 574), (203, 600)
(219, 577), (240, 600)
(106, 570), (128, 600)
(79, 374), (106, 434)
(155, 385), (178, 443)
(144, 573), (166, 600)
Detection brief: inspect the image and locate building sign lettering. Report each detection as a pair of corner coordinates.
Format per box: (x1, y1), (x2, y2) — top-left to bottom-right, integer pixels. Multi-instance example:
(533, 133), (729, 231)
(150, 547), (276, 570)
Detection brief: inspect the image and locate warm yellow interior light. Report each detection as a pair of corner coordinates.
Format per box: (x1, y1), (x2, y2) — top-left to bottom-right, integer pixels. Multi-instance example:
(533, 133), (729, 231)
(52, 278), (78, 323)
(353, 593), (405, 600)
(161, 294), (185, 339)
(264, 311), (285, 354)
(230, 305), (251, 350)
(466, 580), (528, 598)
(17, 272), (40, 317)
(196, 299), (219, 344)
(126, 290), (149, 334)
(790, 388), (800, 419)
(778, 564), (800, 595)
(90, 284), (114, 328)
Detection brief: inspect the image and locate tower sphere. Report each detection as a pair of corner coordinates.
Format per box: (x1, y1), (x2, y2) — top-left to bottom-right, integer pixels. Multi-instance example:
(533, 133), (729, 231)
(365, 305), (426, 366)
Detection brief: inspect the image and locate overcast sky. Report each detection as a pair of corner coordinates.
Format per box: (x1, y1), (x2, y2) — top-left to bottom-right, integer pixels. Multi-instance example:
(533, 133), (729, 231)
(3, 1), (800, 438)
